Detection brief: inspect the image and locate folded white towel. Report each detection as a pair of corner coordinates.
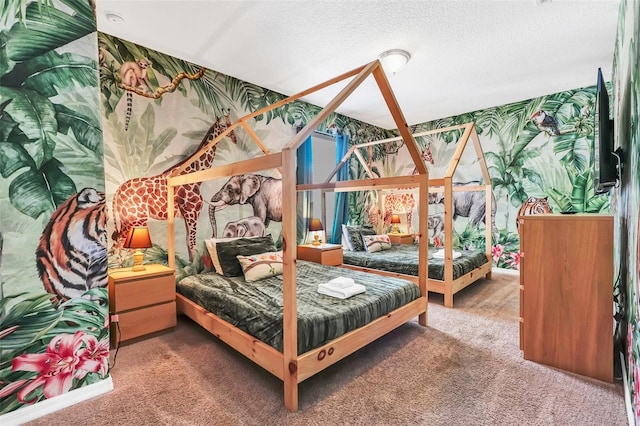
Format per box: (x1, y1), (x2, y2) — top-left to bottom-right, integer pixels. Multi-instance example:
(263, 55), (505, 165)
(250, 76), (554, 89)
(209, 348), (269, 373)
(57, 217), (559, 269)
(328, 276), (355, 289)
(318, 282), (366, 299)
(433, 249), (461, 259)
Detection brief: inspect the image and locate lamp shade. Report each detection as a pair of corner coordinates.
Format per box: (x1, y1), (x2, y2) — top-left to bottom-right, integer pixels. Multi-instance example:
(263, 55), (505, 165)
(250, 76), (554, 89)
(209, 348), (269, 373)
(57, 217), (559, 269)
(123, 227), (152, 249)
(391, 214), (401, 224)
(309, 218), (324, 232)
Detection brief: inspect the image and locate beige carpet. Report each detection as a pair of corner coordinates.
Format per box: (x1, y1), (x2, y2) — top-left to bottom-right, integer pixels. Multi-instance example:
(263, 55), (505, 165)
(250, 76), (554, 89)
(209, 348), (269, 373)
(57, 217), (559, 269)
(27, 270), (627, 425)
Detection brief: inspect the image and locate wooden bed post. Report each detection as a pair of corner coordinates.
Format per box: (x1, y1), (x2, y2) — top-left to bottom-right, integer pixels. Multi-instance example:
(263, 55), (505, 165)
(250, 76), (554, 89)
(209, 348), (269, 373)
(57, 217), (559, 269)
(443, 176), (454, 308)
(167, 183), (175, 270)
(417, 174), (429, 326)
(470, 124), (494, 278)
(281, 147), (299, 411)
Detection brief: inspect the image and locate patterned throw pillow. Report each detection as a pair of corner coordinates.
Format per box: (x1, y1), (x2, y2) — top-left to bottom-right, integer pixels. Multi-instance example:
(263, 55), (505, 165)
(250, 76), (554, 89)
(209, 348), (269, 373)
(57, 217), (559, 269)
(237, 250), (284, 282)
(345, 225), (376, 251)
(362, 234), (392, 253)
(200, 241), (215, 272)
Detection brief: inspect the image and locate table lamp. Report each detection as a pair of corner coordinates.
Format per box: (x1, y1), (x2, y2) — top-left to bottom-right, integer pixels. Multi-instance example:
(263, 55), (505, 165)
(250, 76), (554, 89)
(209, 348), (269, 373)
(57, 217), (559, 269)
(123, 226), (152, 271)
(309, 218), (324, 246)
(391, 214), (401, 234)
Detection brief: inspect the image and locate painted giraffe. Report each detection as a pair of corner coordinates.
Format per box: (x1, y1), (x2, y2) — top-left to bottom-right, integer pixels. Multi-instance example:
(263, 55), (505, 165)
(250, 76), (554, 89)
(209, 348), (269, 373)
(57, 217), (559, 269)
(412, 141), (434, 174)
(111, 111), (237, 260)
(368, 193), (417, 231)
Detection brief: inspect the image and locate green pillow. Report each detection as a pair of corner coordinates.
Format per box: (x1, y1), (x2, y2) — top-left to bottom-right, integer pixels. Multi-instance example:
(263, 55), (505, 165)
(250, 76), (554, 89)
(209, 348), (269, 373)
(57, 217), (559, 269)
(214, 235), (277, 277)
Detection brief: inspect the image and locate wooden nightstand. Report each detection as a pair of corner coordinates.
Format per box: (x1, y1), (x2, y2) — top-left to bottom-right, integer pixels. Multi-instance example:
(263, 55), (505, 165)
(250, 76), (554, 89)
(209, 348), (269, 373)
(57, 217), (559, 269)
(388, 233), (414, 244)
(297, 243), (343, 266)
(108, 264), (176, 347)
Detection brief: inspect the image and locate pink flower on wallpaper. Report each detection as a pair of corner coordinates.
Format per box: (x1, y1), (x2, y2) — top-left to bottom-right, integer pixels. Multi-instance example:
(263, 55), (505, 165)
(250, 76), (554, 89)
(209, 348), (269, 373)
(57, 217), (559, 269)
(2, 331), (109, 404)
(492, 244), (504, 263)
(634, 361), (640, 411)
(76, 334), (110, 378)
(10, 331), (86, 403)
(509, 252), (521, 269)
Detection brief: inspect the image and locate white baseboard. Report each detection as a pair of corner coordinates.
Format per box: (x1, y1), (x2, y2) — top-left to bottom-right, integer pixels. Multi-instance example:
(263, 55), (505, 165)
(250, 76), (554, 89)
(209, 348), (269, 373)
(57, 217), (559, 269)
(492, 266), (520, 276)
(621, 351), (636, 426)
(0, 376), (113, 426)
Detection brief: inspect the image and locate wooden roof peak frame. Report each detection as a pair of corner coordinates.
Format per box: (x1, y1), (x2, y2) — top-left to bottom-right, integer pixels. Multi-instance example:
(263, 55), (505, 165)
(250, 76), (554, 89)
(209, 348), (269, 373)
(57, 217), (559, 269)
(167, 59), (428, 412)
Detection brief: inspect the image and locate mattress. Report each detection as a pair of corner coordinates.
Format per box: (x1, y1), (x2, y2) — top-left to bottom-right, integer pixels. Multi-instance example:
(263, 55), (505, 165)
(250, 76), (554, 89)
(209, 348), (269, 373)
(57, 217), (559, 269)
(176, 260), (420, 354)
(342, 244), (489, 281)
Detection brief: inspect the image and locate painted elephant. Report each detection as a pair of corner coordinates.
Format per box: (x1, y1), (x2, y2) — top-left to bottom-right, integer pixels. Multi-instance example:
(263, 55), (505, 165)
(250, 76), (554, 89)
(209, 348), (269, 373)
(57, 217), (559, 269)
(428, 181), (499, 243)
(221, 216), (266, 239)
(209, 174), (282, 238)
(427, 213), (445, 245)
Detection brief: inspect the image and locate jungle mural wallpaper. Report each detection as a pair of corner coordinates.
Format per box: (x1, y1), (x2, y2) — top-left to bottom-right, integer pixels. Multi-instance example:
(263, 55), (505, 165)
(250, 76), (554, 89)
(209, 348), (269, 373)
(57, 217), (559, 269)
(1, 0), (636, 421)
(612, 0), (640, 421)
(347, 81), (610, 270)
(0, 0), (110, 418)
(97, 34), (394, 282)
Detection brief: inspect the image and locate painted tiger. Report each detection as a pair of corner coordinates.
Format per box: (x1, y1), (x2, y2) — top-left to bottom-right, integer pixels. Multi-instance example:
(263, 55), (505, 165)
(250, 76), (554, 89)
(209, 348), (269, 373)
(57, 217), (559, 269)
(516, 196), (553, 231)
(36, 187), (108, 306)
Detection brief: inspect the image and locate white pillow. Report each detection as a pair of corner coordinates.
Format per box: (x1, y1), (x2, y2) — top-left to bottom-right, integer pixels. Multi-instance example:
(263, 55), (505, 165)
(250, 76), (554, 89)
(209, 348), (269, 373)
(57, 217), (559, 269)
(341, 224), (353, 251)
(204, 235), (261, 274)
(362, 234), (392, 253)
(237, 250), (284, 282)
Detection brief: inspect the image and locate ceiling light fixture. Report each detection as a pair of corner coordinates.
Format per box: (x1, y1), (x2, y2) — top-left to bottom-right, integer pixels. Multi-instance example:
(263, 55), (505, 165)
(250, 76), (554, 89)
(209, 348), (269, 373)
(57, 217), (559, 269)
(104, 11), (125, 24)
(378, 49), (411, 76)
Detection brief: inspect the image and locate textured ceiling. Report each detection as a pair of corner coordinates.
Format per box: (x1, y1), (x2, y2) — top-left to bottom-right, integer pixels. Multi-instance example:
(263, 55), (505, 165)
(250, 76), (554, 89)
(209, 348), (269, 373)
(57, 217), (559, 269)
(95, 0), (619, 129)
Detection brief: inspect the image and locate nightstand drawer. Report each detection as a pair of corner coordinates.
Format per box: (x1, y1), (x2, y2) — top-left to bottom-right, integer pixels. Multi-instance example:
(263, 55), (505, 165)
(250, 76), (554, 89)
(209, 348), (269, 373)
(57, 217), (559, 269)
(388, 233), (414, 244)
(113, 275), (174, 312)
(115, 301), (177, 342)
(108, 264), (176, 347)
(297, 244), (343, 266)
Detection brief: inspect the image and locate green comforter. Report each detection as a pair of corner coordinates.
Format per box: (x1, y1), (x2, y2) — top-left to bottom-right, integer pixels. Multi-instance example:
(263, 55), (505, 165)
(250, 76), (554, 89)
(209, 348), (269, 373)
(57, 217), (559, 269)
(176, 260), (420, 354)
(342, 244), (489, 280)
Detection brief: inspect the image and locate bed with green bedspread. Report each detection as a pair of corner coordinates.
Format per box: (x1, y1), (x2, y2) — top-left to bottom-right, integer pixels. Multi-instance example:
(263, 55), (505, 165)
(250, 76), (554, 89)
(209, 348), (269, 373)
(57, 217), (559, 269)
(176, 260), (420, 354)
(342, 244), (489, 280)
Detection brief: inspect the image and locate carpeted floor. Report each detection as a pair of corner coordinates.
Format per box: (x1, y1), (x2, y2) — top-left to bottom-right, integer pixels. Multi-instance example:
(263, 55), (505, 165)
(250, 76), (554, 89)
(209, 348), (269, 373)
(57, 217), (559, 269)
(27, 269), (627, 425)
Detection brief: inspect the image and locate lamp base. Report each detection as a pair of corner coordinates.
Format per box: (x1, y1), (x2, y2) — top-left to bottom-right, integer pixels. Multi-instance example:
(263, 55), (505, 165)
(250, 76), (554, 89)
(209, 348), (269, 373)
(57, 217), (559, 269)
(311, 235), (321, 246)
(131, 249), (146, 272)
(392, 225), (399, 234)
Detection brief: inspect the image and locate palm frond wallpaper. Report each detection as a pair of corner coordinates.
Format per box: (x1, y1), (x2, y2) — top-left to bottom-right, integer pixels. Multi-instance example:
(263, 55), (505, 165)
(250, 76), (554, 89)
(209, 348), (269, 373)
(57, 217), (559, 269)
(97, 33), (393, 276)
(1, 0), (109, 416)
(1, 0), (637, 420)
(345, 85), (610, 271)
(612, 0), (640, 420)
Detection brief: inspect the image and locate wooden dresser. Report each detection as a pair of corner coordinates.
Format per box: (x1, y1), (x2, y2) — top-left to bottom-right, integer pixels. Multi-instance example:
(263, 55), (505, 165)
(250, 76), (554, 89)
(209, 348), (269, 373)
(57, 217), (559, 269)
(108, 264), (176, 347)
(519, 214), (613, 382)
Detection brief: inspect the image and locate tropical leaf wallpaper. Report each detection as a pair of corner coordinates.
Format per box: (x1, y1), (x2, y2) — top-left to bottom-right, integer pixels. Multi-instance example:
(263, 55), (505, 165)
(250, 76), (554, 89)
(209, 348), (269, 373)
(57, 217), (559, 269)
(97, 33), (394, 282)
(612, 0), (640, 421)
(1, 0), (636, 421)
(1, 0), (110, 417)
(346, 84), (610, 270)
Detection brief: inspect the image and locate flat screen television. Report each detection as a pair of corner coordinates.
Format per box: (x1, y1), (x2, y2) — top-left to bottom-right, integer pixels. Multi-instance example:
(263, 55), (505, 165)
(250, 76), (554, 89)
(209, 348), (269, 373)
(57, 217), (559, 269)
(593, 68), (617, 194)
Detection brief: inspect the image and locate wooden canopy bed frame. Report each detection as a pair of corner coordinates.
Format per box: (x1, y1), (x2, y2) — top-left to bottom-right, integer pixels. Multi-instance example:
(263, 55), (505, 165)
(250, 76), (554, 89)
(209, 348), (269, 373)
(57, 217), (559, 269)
(166, 60), (429, 412)
(329, 122), (493, 308)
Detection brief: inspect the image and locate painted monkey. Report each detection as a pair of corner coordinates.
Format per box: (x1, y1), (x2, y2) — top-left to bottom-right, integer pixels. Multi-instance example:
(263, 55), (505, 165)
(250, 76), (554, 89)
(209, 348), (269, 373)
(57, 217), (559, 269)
(119, 58), (153, 131)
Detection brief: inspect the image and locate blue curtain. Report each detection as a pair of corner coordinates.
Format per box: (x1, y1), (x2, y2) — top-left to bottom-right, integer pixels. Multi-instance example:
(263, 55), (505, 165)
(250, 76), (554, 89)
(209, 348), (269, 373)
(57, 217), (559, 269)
(330, 133), (349, 244)
(296, 136), (313, 244)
